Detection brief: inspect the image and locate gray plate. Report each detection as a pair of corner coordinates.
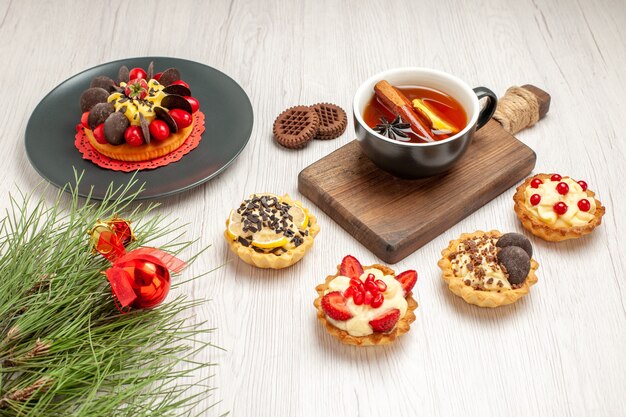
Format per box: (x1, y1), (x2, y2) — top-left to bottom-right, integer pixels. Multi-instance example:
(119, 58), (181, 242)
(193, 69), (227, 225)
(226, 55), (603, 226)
(25, 57), (253, 200)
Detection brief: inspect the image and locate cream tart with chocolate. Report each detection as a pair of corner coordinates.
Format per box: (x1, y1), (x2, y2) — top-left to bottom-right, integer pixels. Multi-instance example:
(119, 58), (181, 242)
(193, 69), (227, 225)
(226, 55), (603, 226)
(314, 255), (418, 346)
(78, 62), (201, 162)
(224, 193), (320, 269)
(438, 231), (538, 308)
(513, 173), (605, 241)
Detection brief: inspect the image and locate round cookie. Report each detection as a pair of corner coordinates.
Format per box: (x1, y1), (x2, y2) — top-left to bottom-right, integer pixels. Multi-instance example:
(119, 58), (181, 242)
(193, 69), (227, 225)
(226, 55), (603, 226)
(311, 103), (347, 140)
(273, 105), (319, 149)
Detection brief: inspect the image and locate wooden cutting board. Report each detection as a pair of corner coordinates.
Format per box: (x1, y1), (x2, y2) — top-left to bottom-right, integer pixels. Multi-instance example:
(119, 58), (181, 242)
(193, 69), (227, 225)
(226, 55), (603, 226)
(298, 85), (550, 264)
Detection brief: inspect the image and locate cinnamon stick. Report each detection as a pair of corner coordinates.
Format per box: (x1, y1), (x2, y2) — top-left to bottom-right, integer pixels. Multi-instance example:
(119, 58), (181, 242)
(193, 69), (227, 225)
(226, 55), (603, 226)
(374, 80), (436, 142)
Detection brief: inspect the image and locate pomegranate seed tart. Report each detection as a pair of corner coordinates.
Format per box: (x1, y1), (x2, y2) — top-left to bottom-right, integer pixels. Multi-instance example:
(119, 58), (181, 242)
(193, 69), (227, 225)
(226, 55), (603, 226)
(314, 255), (418, 346)
(224, 193), (320, 269)
(438, 230), (539, 308)
(513, 173), (605, 241)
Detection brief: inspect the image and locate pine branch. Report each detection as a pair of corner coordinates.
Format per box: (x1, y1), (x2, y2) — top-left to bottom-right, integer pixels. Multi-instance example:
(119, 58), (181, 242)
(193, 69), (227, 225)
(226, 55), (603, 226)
(0, 173), (220, 416)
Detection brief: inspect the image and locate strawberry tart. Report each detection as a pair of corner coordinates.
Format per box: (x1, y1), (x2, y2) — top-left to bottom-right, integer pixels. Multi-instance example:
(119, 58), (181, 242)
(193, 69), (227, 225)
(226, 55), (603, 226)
(314, 255), (418, 346)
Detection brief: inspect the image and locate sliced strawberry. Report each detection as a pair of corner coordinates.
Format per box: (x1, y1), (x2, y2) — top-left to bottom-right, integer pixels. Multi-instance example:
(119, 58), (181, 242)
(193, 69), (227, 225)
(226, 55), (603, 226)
(396, 270), (417, 296)
(321, 291), (352, 321)
(340, 255), (364, 279)
(368, 308), (400, 333)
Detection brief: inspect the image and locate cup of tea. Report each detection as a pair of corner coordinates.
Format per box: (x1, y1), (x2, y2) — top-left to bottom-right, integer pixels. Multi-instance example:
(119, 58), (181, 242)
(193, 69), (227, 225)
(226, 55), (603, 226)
(353, 67), (497, 178)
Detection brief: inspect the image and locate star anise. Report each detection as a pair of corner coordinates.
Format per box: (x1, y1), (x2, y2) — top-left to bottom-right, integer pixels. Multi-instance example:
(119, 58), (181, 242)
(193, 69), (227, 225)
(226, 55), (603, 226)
(373, 116), (411, 140)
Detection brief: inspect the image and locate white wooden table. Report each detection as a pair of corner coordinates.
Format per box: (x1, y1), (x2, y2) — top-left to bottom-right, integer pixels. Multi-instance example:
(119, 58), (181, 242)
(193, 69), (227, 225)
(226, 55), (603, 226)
(1, 0), (624, 415)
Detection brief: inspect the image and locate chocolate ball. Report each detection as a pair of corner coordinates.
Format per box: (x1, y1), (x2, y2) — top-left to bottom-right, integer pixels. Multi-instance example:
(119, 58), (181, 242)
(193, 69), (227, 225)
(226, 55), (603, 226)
(103, 112), (129, 145)
(80, 87), (109, 113)
(496, 232), (533, 258)
(88, 102), (115, 130)
(497, 246), (531, 285)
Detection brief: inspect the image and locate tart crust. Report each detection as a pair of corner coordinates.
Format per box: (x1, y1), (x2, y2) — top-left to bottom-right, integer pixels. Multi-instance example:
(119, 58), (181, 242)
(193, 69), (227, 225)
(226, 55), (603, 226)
(513, 173), (605, 242)
(314, 264), (418, 346)
(224, 196), (320, 269)
(84, 115), (196, 162)
(438, 230), (539, 308)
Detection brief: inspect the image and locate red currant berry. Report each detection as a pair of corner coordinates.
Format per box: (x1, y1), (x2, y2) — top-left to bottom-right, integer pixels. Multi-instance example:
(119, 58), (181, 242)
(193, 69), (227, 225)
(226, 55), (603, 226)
(530, 194), (541, 206)
(81, 111), (90, 129)
(184, 96), (200, 113)
(93, 123), (107, 144)
(550, 174), (562, 182)
(556, 182), (569, 195)
(577, 199), (591, 212)
(577, 180), (588, 191)
(169, 109), (193, 129)
(375, 280), (387, 292)
(124, 126), (144, 147)
(149, 119), (170, 141)
(171, 80), (190, 89)
(129, 67), (147, 80)
(553, 201), (568, 215)
(530, 178), (543, 188)
(353, 291), (364, 305)
(370, 293), (384, 308)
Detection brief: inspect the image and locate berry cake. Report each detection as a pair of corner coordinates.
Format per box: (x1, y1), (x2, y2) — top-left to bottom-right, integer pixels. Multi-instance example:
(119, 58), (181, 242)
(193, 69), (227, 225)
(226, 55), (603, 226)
(438, 231), (539, 308)
(78, 62), (201, 162)
(513, 173), (605, 241)
(314, 255), (418, 346)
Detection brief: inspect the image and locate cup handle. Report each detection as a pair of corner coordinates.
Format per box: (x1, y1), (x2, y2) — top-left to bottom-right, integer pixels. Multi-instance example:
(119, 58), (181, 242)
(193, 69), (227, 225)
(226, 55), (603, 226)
(473, 87), (498, 130)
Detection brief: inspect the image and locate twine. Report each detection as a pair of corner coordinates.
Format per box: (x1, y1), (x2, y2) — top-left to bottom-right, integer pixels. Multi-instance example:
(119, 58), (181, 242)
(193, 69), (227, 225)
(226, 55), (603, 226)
(493, 86), (540, 134)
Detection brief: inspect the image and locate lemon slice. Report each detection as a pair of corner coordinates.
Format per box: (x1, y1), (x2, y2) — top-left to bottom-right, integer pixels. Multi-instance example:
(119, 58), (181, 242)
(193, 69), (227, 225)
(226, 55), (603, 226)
(227, 209), (244, 240)
(251, 228), (288, 249)
(288, 203), (309, 229)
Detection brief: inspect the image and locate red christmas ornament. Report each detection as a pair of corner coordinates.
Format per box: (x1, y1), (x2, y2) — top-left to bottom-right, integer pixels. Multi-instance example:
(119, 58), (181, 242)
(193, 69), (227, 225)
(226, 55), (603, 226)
(104, 248), (184, 310)
(88, 217), (185, 312)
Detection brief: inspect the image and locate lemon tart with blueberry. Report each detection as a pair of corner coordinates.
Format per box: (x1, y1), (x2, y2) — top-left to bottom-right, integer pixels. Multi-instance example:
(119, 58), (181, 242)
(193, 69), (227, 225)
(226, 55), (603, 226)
(224, 193), (320, 269)
(513, 173), (605, 241)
